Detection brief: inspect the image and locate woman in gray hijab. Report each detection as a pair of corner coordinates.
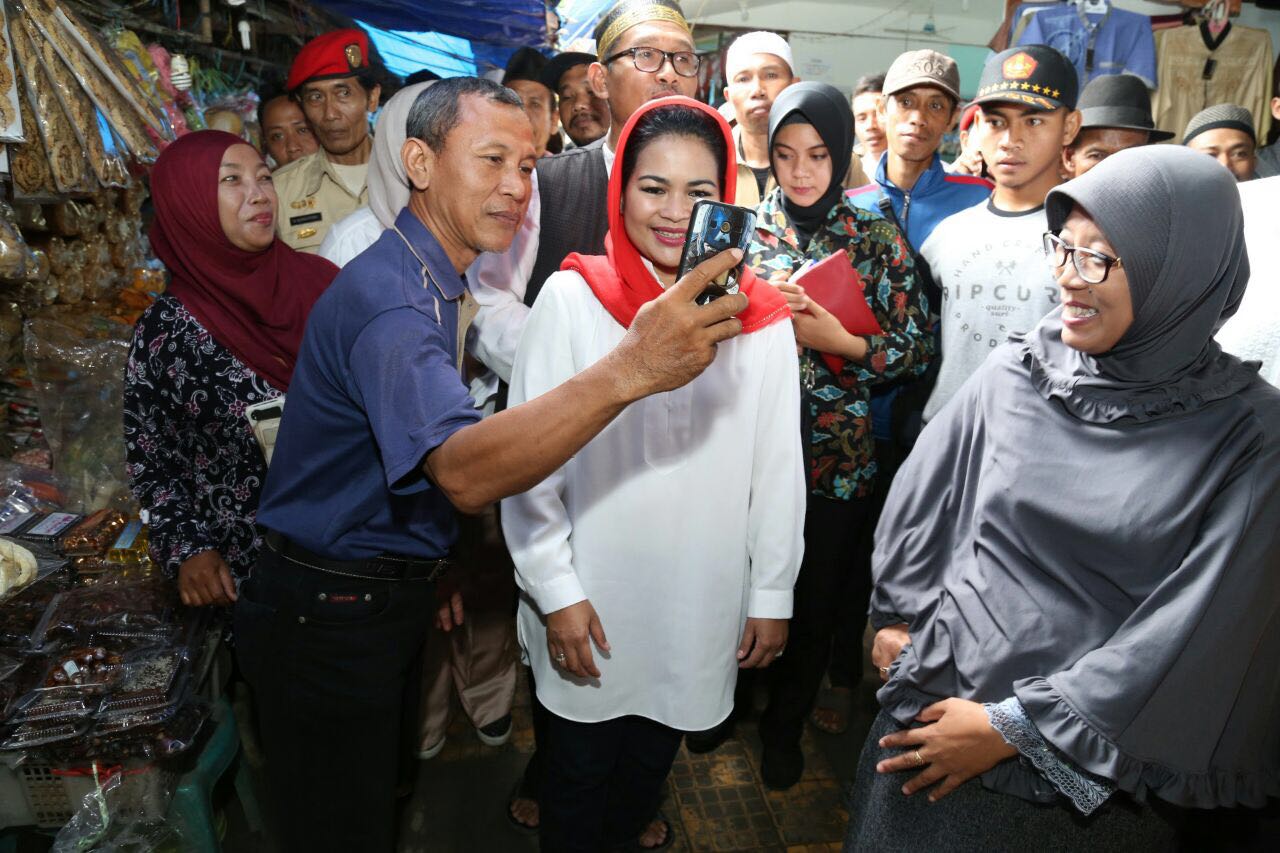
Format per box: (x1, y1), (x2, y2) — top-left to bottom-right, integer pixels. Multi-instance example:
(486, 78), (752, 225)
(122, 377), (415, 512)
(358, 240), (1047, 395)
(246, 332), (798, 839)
(845, 144), (1280, 850)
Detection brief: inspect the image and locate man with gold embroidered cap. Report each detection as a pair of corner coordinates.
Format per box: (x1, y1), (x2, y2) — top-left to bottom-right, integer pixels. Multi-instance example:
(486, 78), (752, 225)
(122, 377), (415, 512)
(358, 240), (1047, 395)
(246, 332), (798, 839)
(273, 28), (382, 252)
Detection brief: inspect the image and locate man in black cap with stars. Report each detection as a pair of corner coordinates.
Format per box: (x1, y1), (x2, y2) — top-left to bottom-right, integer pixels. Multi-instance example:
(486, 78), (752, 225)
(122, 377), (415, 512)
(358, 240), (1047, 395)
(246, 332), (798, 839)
(1062, 73), (1173, 179)
(905, 45), (1080, 427)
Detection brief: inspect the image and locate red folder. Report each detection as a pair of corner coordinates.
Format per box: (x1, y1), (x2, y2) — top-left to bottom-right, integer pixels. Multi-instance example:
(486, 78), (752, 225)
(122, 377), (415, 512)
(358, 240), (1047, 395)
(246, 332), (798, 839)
(792, 251), (882, 375)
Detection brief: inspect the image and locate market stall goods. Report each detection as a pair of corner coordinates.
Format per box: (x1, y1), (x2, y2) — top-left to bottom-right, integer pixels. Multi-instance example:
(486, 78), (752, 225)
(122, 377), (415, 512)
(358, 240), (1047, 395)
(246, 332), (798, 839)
(0, 0), (26, 143)
(5, 66), (56, 200)
(8, 0), (161, 163)
(0, 535), (36, 594)
(8, 10), (95, 195)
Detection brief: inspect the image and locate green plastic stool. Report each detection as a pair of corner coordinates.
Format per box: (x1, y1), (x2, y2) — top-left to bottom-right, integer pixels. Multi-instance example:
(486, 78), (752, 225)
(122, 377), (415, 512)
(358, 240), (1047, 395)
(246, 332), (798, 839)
(167, 696), (262, 852)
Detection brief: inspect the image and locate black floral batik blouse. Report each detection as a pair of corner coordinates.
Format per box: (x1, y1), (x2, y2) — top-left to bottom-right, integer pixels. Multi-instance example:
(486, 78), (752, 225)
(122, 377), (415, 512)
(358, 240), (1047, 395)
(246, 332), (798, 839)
(123, 294), (278, 579)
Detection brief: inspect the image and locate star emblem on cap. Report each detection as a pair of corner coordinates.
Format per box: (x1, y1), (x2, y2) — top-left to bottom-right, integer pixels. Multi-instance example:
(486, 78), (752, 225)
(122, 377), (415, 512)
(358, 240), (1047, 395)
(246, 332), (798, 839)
(1051, 89), (1060, 98)
(1031, 84), (1042, 93)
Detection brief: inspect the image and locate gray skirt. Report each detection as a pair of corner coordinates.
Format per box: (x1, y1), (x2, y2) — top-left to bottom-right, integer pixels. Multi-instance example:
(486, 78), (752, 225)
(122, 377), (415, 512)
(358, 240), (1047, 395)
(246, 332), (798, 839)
(844, 711), (1180, 853)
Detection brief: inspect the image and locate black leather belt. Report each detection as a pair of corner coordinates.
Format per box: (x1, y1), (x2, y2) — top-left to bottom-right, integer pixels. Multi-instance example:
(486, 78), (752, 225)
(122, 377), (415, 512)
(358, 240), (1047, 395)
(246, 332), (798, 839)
(263, 530), (450, 582)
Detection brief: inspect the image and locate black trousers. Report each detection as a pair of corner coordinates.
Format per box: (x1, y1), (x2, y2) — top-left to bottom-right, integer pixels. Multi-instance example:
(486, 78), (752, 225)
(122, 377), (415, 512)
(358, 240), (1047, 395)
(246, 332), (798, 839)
(830, 441), (902, 689)
(540, 711), (683, 853)
(233, 543), (436, 853)
(761, 492), (873, 747)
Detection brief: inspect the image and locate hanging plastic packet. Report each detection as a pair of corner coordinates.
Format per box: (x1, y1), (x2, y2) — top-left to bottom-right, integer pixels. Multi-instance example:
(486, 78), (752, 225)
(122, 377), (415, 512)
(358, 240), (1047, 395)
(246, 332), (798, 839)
(113, 29), (187, 138)
(16, 7), (129, 188)
(49, 4), (174, 141)
(7, 0), (159, 163)
(5, 65), (59, 202)
(0, 0), (26, 143)
(5, 9), (95, 195)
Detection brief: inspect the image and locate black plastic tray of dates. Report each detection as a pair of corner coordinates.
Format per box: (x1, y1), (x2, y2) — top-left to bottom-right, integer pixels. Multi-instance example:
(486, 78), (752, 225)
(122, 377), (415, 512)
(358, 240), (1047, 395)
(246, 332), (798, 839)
(33, 577), (177, 649)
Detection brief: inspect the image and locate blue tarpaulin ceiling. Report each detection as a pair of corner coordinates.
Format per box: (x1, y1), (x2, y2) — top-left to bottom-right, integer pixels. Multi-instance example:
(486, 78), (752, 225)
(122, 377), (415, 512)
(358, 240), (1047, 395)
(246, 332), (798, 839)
(310, 0), (548, 47)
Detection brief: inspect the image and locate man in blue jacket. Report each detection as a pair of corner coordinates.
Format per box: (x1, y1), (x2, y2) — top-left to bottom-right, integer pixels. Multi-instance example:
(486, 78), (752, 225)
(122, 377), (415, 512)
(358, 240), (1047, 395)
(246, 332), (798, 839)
(814, 50), (992, 736)
(847, 49), (992, 262)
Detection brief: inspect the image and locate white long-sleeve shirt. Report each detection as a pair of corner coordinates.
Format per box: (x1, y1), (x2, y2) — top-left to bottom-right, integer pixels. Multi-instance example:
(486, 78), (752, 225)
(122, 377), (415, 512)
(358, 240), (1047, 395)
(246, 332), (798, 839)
(501, 268), (806, 730)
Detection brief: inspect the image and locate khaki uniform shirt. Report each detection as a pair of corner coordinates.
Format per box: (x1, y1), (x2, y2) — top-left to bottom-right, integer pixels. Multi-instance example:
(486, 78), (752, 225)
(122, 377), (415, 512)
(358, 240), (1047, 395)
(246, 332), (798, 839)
(272, 149), (369, 253)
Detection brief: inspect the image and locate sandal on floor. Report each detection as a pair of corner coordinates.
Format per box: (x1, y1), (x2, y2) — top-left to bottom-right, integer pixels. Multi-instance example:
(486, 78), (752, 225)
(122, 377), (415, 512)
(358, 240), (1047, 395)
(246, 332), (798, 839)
(809, 685), (851, 735)
(614, 813), (674, 852)
(506, 778), (539, 835)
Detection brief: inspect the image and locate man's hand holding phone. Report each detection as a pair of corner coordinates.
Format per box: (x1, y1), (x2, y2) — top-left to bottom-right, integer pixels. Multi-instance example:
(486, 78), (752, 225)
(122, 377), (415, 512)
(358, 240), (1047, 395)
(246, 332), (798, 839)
(609, 249), (749, 400)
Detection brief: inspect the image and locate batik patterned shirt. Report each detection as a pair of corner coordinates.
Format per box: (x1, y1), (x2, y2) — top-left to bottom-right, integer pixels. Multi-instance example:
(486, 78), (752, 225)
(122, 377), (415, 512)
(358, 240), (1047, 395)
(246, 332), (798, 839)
(124, 294), (278, 579)
(747, 188), (933, 500)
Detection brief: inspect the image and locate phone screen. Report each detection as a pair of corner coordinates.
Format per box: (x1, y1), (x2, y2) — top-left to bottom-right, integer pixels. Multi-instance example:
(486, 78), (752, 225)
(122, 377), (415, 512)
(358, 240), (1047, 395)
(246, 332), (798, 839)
(677, 201), (758, 305)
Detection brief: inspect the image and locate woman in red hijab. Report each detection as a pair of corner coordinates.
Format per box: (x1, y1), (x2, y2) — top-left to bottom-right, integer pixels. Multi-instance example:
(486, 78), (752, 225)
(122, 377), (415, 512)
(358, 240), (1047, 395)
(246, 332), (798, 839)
(502, 96), (805, 852)
(124, 130), (336, 609)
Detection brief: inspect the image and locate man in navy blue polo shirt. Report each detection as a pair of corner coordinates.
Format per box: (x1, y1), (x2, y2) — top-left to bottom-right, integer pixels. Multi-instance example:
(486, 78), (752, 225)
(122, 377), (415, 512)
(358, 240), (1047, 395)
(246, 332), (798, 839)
(234, 77), (749, 853)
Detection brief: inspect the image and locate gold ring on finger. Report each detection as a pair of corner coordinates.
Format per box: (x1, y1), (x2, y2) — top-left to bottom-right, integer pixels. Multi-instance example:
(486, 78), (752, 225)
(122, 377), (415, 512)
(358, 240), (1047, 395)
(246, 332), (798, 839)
(913, 750), (925, 767)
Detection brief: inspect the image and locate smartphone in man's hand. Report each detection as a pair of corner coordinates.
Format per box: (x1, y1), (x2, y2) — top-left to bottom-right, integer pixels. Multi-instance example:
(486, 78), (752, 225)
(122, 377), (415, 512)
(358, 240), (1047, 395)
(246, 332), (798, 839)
(677, 200), (757, 305)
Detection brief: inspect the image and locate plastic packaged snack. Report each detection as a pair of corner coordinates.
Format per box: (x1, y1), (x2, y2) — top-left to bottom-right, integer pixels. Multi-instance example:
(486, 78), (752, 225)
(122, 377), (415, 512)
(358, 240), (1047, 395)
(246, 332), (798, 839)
(106, 521), (147, 562)
(0, 203), (35, 282)
(8, 685), (97, 723)
(33, 578), (175, 648)
(6, 65), (58, 201)
(60, 508), (127, 556)
(46, 3), (174, 140)
(7, 0), (160, 163)
(24, 249), (50, 285)
(1, 650), (50, 718)
(43, 646), (125, 688)
(11, 203), (48, 232)
(22, 316), (132, 512)
(6, 9), (95, 195)
(97, 648), (188, 717)
(18, 511), (83, 543)
(0, 715), (91, 750)
(20, 6), (128, 188)
(0, 575), (62, 648)
(0, 534), (39, 596)
(0, 1), (26, 143)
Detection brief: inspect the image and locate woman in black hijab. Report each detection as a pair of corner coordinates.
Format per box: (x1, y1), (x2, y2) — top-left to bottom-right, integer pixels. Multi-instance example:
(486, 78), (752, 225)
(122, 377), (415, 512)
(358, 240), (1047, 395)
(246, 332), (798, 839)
(846, 145), (1280, 849)
(744, 81), (933, 789)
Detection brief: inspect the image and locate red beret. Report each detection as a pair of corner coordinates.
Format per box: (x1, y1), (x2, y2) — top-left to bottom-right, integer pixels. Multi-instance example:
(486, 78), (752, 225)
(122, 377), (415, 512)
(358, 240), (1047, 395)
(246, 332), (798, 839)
(287, 29), (371, 92)
(959, 103), (980, 132)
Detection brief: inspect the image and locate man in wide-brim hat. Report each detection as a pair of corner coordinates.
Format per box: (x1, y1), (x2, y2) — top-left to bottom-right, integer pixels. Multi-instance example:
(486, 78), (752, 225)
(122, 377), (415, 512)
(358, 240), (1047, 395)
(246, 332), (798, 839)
(1062, 73), (1173, 179)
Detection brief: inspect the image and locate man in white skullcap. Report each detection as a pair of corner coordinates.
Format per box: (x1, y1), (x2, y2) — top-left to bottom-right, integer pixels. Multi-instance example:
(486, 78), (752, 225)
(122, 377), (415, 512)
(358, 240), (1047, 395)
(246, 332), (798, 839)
(723, 31), (799, 202)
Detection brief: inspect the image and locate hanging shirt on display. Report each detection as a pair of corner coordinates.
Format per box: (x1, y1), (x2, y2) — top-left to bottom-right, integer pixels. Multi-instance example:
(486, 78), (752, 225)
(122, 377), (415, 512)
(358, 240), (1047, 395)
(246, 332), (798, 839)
(1152, 22), (1274, 143)
(1016, 3), (1157, 88)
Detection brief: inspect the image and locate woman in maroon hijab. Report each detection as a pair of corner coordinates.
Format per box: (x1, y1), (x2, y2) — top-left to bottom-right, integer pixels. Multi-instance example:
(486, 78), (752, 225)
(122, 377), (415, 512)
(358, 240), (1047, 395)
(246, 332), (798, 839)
(124, 130), (336, 608)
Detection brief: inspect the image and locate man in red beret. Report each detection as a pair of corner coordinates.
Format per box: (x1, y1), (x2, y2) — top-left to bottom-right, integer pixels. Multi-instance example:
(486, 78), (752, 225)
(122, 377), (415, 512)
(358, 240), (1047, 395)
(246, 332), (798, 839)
(274, 28), (382, 252)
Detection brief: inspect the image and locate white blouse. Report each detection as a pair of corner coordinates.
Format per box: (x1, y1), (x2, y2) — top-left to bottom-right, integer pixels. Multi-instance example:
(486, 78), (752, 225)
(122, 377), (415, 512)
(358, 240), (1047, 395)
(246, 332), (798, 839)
(1217, 176), (1280, 387)
(502, 269), (806, 731)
